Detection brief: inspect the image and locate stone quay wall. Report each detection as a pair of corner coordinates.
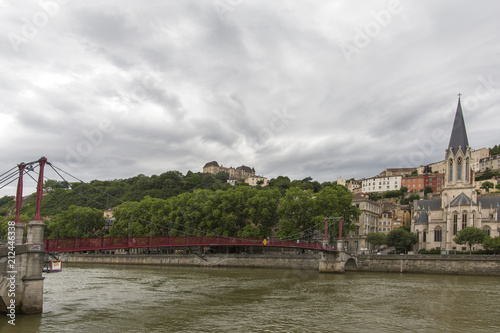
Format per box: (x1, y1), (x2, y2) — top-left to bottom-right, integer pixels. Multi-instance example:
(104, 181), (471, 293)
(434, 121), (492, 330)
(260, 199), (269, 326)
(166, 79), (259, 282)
(62, 253), (500, 276)
(354, 255), (500, 276)
(62, 253), (321, 270)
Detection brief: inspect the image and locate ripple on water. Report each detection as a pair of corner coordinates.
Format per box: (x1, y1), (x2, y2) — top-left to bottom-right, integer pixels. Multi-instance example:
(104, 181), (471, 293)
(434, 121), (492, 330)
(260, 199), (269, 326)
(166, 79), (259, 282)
(15, 265), (496, 333)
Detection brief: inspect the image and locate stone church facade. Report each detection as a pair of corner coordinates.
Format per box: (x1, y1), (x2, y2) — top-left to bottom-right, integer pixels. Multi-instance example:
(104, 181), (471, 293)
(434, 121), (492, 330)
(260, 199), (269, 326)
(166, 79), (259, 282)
(412, 98), (500, 251)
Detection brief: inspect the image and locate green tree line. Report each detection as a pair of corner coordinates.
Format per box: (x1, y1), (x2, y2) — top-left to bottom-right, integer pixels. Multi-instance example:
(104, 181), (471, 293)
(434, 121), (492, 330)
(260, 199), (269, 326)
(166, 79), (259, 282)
(0, 172), (360, 241)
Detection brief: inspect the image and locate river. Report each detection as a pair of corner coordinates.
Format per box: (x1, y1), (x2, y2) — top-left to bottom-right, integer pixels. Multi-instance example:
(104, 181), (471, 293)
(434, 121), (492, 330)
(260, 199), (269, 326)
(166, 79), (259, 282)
(1, 264), (499, 333)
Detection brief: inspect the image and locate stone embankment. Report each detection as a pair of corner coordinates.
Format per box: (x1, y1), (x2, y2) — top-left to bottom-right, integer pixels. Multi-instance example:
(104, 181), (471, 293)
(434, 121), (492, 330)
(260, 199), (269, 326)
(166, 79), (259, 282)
(353, 254), (500, 275)
(62, 253), (321, 270)
(61, 253), (500, 276)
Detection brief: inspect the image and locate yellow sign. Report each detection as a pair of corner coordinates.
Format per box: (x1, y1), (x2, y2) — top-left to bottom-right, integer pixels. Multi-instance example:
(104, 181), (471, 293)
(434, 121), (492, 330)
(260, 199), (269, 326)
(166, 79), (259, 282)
(51, 260), (62, 272)
(263, 239), (267, 246)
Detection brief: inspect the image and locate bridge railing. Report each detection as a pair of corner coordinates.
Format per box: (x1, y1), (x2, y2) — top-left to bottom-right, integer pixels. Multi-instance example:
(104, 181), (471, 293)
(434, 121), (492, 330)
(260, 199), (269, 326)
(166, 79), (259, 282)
(44, 236), (337, 253)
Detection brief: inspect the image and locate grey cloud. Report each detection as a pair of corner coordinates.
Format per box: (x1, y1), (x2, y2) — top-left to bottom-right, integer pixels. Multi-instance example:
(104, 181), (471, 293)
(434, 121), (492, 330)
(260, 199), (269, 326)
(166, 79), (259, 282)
(1, 0), (500, 196)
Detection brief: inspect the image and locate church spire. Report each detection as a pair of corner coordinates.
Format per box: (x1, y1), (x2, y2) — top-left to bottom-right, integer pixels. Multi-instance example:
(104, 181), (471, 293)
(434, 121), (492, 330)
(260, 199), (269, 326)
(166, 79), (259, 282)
(448, 95), (469, 155)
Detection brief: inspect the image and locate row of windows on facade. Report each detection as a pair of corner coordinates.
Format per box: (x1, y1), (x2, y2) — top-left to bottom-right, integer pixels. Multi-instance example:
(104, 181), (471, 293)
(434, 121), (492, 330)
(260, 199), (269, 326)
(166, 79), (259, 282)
(418, 226), (491, 243)
(365, 180), (398, 186)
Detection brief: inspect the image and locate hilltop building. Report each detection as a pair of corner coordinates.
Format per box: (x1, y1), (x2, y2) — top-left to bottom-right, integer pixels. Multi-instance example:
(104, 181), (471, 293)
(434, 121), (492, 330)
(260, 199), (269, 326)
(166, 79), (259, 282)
(412, 98), (500, 252)
(203, 161), (256, 179)
(378, 168), (417, 177)
(479, 154), (500, 172)
(472, 148), (490, 172)
(203, 161), (268, 187)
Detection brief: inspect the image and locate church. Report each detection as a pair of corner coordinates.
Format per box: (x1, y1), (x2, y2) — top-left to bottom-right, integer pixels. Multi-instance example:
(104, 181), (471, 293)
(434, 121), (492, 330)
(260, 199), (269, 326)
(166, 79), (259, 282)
(412, 97), (500, 251)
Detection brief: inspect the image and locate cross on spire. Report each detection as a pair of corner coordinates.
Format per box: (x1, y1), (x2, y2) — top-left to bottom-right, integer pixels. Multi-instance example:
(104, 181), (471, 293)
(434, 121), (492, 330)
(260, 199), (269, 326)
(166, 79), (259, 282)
(458, 92), (462, 100)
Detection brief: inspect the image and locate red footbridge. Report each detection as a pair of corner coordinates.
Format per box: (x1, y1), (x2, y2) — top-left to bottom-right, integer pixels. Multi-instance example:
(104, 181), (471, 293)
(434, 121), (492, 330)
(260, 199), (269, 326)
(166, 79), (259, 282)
(44, 236), (338, 253)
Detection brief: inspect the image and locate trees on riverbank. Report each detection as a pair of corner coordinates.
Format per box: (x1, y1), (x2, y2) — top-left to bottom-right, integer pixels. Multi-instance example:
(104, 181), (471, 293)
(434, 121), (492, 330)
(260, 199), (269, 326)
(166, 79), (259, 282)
(16, 177), (360, 241)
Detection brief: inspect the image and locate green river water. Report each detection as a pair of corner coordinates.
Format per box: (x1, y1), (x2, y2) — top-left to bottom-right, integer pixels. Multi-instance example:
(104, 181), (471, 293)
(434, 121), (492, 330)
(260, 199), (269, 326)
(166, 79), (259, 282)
(1, 264), (499, 333)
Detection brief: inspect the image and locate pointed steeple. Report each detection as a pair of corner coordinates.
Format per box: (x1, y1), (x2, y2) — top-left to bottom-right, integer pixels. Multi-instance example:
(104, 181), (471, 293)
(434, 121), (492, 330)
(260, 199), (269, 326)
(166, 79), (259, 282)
(448, 95), (469, 155)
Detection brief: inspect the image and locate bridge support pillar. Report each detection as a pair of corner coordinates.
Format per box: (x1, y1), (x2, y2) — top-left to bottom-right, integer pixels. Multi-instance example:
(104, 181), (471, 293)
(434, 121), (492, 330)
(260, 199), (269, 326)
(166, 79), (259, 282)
(20, 219), (46, 314)
(319, 252), (352, 274)
(14, 221), (25, 245)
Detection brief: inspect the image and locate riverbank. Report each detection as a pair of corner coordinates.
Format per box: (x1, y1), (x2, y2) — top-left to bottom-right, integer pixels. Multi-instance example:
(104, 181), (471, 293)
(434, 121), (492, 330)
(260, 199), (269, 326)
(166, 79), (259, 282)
(61, 253), (321, 270)
(353, 254), (500, 276)
(60, 253), (500, 275)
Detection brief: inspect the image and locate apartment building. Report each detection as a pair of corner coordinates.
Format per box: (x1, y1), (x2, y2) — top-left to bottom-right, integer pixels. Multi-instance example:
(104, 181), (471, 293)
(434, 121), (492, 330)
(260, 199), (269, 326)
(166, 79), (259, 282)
(401, 173), (444, 193)
(362, 175), (401, 193)
(347, 194), (381, 253)
(472, 148), (490, 172)
(479, 154), (500, 172)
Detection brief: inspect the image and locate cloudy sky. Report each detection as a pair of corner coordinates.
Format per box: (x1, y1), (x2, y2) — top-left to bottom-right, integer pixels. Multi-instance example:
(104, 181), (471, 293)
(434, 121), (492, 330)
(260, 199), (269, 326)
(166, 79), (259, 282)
(1, 0), (499, 196)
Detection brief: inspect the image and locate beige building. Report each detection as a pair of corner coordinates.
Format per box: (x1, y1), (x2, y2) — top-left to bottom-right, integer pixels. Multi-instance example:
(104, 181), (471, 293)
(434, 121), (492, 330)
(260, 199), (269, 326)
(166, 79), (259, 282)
(472, 148), (490, 172)
(479, 154), (500, 172)
(378, 211), (393, 233)
(347, 194), (381, 253)
(203, 161), (256, 180)
(412, 99), (500, 252)
(378, 168), (417, 177)
(245, 176), (269, 187)
(428, 160), (446, 174)
(347, 179), (361, 194)
(475, 178), (499, 194)
(337, 177), (347, 187)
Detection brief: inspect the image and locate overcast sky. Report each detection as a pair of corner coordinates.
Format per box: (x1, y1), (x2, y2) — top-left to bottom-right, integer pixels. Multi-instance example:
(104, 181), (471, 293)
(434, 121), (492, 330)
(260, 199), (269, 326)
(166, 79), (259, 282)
(1, 0), (500, 197)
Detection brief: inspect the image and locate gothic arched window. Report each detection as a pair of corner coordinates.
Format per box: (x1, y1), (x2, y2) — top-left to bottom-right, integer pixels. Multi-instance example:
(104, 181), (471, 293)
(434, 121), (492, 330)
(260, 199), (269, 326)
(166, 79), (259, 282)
(465, 158), (470, 181)
(449, 159), (453, 182)
(457, 157), (462, 181)
(434, 227), (442, 242)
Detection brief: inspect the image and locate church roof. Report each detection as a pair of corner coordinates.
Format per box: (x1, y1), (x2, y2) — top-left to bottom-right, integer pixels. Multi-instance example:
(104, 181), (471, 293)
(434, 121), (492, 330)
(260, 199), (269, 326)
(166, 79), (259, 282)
(414, 199), (442, 211)
(478, 197), (500, 221)
(416, 210), (428, 224)
(203, 161), (219, 168)
(449, 192), (476, 206)
(448, 98), (469, 155)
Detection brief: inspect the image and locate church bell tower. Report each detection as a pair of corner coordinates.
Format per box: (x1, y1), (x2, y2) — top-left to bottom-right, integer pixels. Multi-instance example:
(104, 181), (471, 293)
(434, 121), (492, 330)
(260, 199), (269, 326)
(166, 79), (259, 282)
(442, 95), (476, 206)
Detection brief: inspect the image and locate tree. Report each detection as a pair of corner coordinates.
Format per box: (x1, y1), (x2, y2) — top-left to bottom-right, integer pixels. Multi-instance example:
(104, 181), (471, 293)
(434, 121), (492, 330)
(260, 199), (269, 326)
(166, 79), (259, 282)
(453, 227), (488, 254)
(480, 181), (494, 193)
(482, 236), (500, 254)
(424, 186), (433, 195)
(43, 179), (69, 192)
(490, 144), (500, 156)
(366, 232), (387, 251)
(46, 206), (105, 239)
(496, 183), (500, 190)
(269, 176), (291, 193)
(216, 171), (229, 183)
(386, 227), (417, 254)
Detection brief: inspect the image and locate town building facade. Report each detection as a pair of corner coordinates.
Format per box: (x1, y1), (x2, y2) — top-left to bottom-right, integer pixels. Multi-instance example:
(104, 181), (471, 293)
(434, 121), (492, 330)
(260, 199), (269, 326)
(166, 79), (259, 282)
(362, 175), (401, 193)
(412, 98), (500, 252)
(245, 176), (269, 187)
(479, 154), (500, 172)
(347, 195), (381, 253)
(401, 173), (444, 193)
(472, 148), (490, 172)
